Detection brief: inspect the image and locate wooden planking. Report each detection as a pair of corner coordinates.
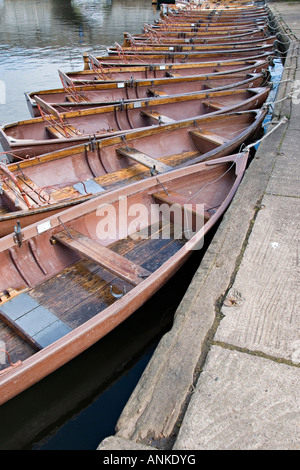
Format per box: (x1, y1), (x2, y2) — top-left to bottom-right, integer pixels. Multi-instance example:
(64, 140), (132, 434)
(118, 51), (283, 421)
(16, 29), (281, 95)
(53, 228), (151, 286)
(0, 309), (42, 351)
(65, 94), (89, 103)
(50, 150), (200, 199)
(0, 322), (35, 371)
(0, 206), (10, 215)
(46, 124), (79, 139)
(147, 89), (169, 97)
(55, 229), (183, 327)
(116, 147), (172, 173)
(29, 221), (182, 328)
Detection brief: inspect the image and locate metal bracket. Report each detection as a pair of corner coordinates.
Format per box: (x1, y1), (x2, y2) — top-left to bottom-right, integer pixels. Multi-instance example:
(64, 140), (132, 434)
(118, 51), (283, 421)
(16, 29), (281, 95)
(13, 220), (24, 247)
(110, 285), (126, 299)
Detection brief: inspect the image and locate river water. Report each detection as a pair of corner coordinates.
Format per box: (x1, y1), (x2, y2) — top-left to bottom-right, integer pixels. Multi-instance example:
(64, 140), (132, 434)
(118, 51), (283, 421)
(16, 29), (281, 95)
(0, 0), (283, 451)
(0, 0), (160, 125)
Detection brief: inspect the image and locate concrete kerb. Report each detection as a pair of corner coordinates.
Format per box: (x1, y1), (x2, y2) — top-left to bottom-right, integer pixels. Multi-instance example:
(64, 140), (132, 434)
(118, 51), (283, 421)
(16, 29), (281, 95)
(97, 10), (295, 452)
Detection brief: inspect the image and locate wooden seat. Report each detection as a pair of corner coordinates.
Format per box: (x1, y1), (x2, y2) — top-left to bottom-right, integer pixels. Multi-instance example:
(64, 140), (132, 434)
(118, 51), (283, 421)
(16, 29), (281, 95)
(202, 100), (226, 110)
(46, 124), (79, 139)
(116, 147), (171, 173)
(140, 110), (175, 124)
(189, 129), (227, 146)
(147, 89), (169, 97)
(53, 228), (151, 286)
(153, 190), (211, 221)
(65, 94), (89, 103)
(34, 94), (80, 139)
(166, 72), (181, 77)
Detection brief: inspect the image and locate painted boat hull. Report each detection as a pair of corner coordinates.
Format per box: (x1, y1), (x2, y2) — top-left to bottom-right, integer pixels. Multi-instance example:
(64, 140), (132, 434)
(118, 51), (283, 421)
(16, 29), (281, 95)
(0, 89), (270, 160)
(0, 108), (268, 237)
(0, 152), (248, 404)
(26, 72), (267, 117)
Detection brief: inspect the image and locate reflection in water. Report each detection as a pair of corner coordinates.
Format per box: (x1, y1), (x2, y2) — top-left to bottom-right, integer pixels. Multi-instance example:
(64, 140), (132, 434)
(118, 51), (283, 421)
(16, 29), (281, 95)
(0, 0), (159, 123)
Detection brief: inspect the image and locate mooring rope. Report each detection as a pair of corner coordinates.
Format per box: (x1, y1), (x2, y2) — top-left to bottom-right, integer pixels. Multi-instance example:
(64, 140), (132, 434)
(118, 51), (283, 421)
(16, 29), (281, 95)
(243, 116), (288, 152)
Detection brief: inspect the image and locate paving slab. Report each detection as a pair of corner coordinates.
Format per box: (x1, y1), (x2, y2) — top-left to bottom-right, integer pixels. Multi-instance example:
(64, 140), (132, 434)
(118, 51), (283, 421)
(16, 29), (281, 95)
(215, 193), (300, 362)
(269, 1), (300, 39)
(174, 346), (300, 450)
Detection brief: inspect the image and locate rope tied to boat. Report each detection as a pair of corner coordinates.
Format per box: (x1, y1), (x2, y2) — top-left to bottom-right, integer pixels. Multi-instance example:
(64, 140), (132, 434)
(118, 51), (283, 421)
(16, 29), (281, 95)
(0, 151), (30, 163)
(179, 151), (249, 241)
(242, 116), (288, 152)
(0, 349), (22, 375)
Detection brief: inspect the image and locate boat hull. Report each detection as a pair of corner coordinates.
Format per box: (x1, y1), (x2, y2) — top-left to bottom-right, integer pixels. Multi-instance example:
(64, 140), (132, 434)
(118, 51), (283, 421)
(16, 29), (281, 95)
(0, 89), (270, 160)
(0, 152), (248, 404)
(0, 108), (268, 237)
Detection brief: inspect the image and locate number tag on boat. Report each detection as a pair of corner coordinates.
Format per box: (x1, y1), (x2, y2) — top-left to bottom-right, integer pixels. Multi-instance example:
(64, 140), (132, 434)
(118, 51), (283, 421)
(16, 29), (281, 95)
(133, 101), (142, 108)
(117, 82), (125, 88)
(37, 220), (51, 234)
(159, 65), (166, 70)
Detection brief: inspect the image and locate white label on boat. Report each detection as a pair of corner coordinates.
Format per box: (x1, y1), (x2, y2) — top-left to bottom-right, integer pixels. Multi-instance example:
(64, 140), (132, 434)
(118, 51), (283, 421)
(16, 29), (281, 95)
(37, 220), (51, 234)
(117, 82), (125, 88)
(169, 47), (174, 51)
(191, 23), (195, 26)
(133, 101), (142, 108)
(159, 65), (166, 70)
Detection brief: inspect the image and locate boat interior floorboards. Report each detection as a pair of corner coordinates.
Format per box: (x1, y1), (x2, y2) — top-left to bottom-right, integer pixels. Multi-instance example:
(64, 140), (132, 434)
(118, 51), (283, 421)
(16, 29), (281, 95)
(0, 220), (185, 369)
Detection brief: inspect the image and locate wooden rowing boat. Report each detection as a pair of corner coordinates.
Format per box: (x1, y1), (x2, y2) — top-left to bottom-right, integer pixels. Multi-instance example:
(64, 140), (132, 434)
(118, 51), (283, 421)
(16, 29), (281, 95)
(90, 45), (274, 65)
(141, 27), (270, 39)
(0, 108), (267, 237)
(159, 13), (269, 24)
(163, 3), (267, 13)
(77, 55), (270, 82)
(160, 0), (268, 19)
(122, 29), (272, 46)
(113, 35), (276, 53)
(147, 21), (269, 32)
(26, 70), (267, 117)
(163, 10), (268, 18)
(0, 88), (270, 160)
(0, 151), (248, 404)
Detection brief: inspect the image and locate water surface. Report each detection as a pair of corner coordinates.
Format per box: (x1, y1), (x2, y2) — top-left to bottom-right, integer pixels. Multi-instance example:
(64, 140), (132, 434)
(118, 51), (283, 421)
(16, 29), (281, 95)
(0, 0), (159, 124)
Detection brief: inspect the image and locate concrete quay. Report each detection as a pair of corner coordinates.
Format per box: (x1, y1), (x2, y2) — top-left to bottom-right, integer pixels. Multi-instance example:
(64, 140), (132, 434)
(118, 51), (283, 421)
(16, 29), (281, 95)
(98, 2), (300, 451)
